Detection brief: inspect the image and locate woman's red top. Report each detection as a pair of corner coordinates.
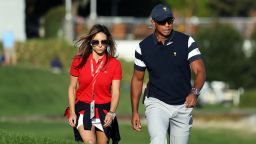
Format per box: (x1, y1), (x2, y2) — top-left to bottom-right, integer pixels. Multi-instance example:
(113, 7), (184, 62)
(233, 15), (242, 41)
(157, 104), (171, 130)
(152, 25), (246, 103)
(70, 54), (122, 104)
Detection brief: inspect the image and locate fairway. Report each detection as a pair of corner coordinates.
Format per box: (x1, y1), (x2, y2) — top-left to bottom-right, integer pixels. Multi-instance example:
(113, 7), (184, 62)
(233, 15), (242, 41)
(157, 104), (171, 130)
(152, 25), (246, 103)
(1, 65), (256, 144)
(0, 64), (144, 116)
(1, 120), (256, 144)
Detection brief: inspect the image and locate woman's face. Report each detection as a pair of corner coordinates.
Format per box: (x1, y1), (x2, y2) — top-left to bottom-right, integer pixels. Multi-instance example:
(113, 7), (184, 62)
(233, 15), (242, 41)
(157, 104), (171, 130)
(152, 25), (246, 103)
(90, 32), (108, 56)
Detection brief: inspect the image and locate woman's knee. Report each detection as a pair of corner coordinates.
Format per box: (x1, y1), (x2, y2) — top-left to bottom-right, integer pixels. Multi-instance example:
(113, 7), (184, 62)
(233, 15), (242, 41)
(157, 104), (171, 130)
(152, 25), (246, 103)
(83, 138), (95, 144)
(80, 132), (96, 144)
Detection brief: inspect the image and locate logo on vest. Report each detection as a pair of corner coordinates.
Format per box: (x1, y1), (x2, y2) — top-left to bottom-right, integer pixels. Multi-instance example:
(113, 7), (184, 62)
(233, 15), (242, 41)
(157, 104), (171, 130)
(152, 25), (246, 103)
(167, 41), (173, 45)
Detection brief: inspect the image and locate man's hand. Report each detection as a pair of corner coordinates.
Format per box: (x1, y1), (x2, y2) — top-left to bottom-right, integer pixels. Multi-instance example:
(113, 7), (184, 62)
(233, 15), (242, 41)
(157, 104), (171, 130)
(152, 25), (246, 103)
(131, 112), (142, 132)
(184, 93), (198, 108)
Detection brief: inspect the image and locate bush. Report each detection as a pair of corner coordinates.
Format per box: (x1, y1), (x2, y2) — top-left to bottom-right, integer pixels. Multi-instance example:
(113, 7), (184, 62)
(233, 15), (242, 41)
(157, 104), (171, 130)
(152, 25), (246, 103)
(0, 41), (2, 49)
(44, 6), (65, 38)
(16, 39), (75, 69)
(0, 41), (2, 53)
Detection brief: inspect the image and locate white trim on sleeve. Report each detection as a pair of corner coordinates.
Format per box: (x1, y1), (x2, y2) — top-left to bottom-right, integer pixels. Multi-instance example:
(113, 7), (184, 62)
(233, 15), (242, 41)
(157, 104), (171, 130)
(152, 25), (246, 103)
(188, 48), (201, 60)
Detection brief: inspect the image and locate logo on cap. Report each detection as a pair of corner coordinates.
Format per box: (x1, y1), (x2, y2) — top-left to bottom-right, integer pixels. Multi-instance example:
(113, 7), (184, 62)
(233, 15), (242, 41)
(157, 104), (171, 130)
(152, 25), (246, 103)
(151, 4), (174, 22)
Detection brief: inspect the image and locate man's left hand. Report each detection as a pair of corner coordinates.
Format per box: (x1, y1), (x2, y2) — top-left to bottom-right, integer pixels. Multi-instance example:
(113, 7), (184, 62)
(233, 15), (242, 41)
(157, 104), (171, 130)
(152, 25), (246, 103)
(185, 93), (198, 108)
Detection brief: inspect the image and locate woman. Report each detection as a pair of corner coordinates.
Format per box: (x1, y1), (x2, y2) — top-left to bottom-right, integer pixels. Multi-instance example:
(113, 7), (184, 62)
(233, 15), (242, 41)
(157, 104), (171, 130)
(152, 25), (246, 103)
(67, 24), (122, 144)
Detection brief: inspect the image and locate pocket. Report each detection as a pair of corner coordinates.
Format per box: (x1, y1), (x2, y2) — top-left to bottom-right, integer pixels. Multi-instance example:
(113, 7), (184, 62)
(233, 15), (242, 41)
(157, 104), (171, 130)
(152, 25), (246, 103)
(183, 104), (193, 112)
(143, 97), (149, 107)
(175, 105), (193, 128)
(178, 104), (193, 117)
(142, 87), (148, 104)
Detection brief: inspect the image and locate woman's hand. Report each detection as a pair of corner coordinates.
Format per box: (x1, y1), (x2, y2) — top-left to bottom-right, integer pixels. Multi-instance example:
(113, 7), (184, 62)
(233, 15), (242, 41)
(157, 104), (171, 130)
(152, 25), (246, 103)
(103, 112), (115, 128)
(68, 112), (77, 127)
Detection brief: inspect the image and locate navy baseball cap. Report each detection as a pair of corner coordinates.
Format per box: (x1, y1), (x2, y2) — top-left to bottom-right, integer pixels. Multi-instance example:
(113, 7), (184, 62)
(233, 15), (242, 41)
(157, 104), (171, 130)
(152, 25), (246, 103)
(151, 4), (174, 22)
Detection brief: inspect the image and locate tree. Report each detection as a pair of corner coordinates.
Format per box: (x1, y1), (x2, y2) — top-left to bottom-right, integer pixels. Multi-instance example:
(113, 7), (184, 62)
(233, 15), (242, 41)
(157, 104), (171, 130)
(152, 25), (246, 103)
(208, 0), (256, 17)
(25, 0), (63, 38)
(195, 23), (246, 88)
(243, 31), (256, 88)
(166, 0), (211, 17)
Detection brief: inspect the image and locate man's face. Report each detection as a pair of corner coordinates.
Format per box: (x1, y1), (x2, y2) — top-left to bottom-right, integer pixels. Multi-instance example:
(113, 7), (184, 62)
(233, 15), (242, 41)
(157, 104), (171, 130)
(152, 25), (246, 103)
(152, 18), (174, 37)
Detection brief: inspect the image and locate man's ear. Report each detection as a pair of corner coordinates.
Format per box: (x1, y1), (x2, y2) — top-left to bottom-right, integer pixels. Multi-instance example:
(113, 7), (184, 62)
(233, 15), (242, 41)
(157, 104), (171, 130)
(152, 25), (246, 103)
(151, 19), (155, 28)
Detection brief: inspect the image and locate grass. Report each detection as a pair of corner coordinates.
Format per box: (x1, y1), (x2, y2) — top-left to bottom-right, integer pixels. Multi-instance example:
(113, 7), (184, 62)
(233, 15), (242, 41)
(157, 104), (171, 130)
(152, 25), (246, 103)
(0, 121), (256, 144)
(1, 64), (256, 143)
(0, 121), (149, 144)
(240, 89), (256, 108)
(190, 128), (256, 144)
(0, 130), (76, 144)
(0, 64), (255, 117)
(0, 64), (145, 116)
(0, 65), (69, 116)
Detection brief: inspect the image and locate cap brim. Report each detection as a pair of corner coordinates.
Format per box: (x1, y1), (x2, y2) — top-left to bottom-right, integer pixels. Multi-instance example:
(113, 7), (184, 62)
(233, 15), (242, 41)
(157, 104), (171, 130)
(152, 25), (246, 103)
(153, 15), (174, 22)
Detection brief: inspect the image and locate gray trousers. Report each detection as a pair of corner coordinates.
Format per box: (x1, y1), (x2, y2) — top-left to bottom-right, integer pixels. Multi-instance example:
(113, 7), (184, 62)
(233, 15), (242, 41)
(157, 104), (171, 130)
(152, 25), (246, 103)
(144, 97), (193, 144)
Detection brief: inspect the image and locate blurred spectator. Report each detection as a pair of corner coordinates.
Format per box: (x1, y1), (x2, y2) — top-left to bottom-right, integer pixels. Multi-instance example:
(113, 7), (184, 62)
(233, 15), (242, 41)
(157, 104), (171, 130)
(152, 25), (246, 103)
(0, 53), (4, 65)
(50, 56), (63, 74)
(2, 31), (16, 65)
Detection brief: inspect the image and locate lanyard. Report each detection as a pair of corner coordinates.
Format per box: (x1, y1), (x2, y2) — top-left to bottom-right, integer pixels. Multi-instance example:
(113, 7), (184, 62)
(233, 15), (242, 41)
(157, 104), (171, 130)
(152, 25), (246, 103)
(90, 58), (104, 100)
(90, 59), (104, 77)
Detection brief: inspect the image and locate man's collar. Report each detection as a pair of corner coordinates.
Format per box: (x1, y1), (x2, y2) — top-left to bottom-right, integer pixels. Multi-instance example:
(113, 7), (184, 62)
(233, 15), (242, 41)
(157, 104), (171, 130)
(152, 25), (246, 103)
(153, 30), (175, 45)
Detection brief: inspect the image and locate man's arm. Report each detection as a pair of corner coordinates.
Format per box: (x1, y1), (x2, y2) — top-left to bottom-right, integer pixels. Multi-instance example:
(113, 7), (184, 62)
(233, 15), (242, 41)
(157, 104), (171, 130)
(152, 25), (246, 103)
(130, 69), (145, 131)
(185, 59), (206, 107)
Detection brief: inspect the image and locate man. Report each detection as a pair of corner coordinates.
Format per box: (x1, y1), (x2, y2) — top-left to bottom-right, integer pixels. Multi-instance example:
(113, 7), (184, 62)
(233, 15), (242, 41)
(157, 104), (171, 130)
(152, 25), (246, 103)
(130, 4), (206, 144)
(2, 30), (16, 65)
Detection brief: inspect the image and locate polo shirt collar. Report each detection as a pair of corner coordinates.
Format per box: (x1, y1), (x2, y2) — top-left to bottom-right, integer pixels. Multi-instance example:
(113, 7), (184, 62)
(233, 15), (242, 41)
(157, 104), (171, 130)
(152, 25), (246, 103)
(89, 53), (107, 64)
(153, 30), (175, 46)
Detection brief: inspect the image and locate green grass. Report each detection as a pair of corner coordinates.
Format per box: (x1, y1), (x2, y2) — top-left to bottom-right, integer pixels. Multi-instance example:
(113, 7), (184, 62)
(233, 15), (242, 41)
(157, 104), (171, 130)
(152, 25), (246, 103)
(0, 121), (149, 144)
(190, 128), (256, 144)
(0, 121), (256, 144)
(0, 131), (76, 144)
(0, 65), (145, 116)
(0, 65), (255, 117)
(0, 65), (69, 116)
(1, 64), (256, 143)
(240, 89), (256, 108)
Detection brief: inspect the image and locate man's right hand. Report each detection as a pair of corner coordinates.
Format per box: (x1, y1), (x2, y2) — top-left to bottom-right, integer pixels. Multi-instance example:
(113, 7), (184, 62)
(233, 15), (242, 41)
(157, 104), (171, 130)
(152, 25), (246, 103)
(131, 112), (142, 132)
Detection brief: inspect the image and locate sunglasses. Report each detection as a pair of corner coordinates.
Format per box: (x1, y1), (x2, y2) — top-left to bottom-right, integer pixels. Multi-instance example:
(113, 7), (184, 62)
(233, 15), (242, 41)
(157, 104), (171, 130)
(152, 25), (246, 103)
(90, 40), (109, 46)
(156, 18), (174, 25)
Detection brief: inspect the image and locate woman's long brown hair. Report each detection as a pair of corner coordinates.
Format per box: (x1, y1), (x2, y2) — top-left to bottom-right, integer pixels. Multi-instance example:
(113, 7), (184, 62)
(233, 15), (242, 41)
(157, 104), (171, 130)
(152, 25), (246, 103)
(75, 24), (117, 69)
